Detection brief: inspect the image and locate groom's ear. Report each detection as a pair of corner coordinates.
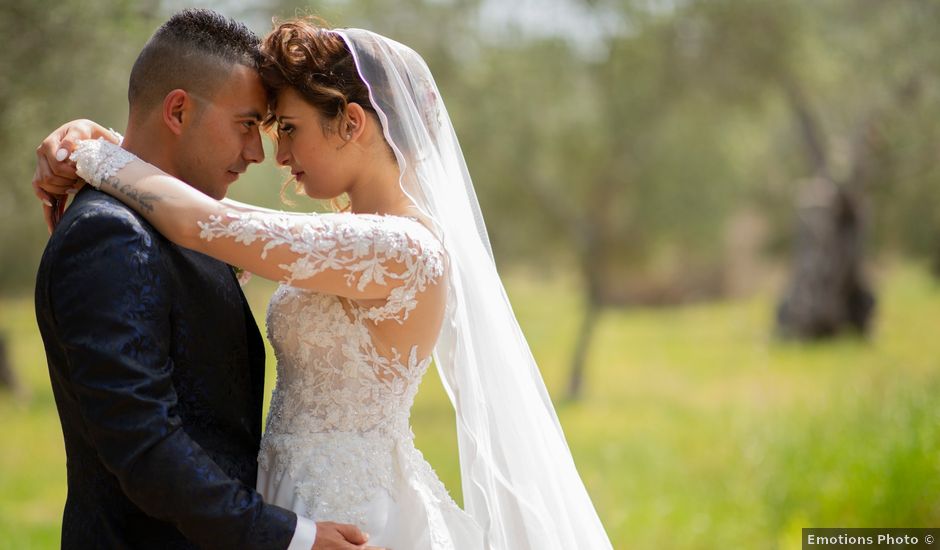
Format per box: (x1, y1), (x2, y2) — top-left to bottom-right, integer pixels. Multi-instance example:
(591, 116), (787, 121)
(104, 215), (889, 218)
(162, 89), (191, 136)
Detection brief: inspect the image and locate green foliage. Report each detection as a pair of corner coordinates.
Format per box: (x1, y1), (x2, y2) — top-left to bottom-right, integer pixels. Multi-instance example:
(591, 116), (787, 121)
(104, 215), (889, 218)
(0, 0), (158, 292)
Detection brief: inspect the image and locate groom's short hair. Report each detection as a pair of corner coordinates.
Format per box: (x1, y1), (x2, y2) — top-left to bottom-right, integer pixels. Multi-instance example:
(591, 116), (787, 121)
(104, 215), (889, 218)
(128, 8), (261, 115)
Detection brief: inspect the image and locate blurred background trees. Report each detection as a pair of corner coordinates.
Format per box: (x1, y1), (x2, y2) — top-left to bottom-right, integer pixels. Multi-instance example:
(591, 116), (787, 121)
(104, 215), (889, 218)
(2, 0), (940, 395)
(0, 0), (159, 288)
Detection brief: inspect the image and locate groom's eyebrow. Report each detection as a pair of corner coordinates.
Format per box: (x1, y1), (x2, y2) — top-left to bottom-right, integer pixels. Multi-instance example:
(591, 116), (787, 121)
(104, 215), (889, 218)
(235, 109), (263, 121)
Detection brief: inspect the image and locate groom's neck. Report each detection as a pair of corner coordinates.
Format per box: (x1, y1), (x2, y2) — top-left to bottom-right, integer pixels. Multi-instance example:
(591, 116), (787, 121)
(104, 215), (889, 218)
(121, 121), (185, 181)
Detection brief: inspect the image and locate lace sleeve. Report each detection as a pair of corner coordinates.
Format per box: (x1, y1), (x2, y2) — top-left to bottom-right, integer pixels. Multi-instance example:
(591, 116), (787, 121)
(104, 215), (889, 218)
(198, 211), (445, 322)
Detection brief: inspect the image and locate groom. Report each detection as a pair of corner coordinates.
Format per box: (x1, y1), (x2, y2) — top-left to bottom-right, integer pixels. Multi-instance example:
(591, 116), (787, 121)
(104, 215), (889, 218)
(32, 9), (380, 550)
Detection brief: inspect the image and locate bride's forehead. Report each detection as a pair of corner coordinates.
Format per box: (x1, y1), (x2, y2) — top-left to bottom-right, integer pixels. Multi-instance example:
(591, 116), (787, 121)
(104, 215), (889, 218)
(274, 87), (316, 114)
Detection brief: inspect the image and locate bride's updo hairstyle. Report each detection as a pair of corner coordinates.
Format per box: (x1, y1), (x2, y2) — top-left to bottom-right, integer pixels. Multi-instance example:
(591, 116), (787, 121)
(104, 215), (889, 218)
(258, 17), (380, 139)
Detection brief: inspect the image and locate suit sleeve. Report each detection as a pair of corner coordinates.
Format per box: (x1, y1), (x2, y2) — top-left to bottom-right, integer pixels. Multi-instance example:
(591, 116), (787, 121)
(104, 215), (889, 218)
(48, 208), (299, 550)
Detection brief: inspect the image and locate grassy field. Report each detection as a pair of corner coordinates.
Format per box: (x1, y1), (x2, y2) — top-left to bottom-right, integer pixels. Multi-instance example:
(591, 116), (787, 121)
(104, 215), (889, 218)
(1, 264), (938, 549)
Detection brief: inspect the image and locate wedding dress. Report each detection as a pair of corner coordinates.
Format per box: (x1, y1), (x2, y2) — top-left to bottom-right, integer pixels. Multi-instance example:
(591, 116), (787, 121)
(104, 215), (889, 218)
(236, 212), (484, 548)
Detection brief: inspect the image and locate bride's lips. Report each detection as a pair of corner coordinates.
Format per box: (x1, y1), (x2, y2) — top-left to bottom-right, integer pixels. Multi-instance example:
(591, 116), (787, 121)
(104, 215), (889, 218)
(292, 171), (305, 180)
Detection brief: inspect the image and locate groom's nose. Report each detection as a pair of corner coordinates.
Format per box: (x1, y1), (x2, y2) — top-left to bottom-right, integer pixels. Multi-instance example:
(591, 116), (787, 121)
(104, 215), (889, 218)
(243, 126), (264, 165)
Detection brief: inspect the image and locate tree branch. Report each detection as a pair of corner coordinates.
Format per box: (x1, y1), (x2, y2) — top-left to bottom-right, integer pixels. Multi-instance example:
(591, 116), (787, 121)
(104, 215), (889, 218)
(781, 73), (829, 178)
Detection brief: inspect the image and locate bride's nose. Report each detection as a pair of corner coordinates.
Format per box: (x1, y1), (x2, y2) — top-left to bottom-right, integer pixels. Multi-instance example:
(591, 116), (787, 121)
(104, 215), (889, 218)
(275, 136), (292, 166)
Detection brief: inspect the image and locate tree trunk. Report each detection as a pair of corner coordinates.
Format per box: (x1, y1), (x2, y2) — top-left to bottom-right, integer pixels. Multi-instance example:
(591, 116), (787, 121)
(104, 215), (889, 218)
(566, 214), (607, 401)
(776, 177), (875, 339)
(774, 72), (889, 340)
(567, 300), (601, 401)
(0, 333), (17, 393)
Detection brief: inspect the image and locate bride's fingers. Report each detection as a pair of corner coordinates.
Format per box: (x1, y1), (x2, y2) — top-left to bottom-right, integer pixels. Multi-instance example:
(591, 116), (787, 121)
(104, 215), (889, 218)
(42, 195), (55, 234)
(36, 129), (75, 181)
(32, 167), (54, 207)
(33, 177), (66, 233)
(37, 128), (66, 167)
(55, 193), (67, 219)
(35, 153), (78, 195)
(48, 194), (67, 232)
(31, 164), (57, 234)
(52, 120), (118, 165)
(48, 127), (88, 180)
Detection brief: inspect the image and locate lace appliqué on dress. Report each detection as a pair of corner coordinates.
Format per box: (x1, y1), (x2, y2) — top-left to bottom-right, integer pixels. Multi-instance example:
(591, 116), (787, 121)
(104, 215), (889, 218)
(70, 138), (137, 189)
(259, 286), (461, 530)
(250, 215), (468, 543)
(198, 212), (445, 322)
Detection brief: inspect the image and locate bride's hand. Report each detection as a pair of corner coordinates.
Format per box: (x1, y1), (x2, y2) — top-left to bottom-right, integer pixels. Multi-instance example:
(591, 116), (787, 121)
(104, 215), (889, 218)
(312, 521), (388, 550)
(32, 119), (121, 232)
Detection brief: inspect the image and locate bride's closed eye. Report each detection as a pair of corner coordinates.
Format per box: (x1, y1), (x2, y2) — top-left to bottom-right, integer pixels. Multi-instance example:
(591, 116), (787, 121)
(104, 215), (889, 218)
(277, 123), (296, 137)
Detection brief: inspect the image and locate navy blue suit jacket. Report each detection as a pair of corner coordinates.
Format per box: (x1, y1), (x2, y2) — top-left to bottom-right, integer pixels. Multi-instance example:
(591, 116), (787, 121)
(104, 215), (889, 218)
(35, 187), (297, 549)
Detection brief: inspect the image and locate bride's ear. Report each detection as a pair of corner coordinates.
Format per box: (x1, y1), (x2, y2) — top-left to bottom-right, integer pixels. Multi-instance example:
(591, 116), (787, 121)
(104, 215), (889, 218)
(162, 89), (190, 136)
(343, 103), (367, 142)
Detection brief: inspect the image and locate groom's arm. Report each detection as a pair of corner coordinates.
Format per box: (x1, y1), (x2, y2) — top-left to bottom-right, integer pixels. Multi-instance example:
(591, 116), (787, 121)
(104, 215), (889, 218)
(48, 204), (300, 550)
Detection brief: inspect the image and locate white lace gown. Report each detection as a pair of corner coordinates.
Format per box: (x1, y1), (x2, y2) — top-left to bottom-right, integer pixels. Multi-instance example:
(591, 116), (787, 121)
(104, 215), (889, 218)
(240, 213), (484, 549)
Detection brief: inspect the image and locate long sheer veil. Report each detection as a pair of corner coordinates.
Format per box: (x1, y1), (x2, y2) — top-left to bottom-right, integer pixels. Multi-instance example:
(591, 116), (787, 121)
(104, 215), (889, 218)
(336, 28), (612, 549)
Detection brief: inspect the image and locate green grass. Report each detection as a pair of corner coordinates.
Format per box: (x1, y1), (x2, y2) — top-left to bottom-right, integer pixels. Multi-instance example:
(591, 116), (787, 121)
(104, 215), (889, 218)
(2, 264), (939, 549)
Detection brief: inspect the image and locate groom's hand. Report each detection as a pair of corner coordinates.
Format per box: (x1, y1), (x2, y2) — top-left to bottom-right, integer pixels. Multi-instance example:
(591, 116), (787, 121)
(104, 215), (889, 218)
(312, 521), (388, 550)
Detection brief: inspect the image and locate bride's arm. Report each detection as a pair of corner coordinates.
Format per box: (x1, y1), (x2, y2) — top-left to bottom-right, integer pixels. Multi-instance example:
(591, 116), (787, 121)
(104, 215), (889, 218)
(73, 139), (444, 308)
(220, 197), (311, 216)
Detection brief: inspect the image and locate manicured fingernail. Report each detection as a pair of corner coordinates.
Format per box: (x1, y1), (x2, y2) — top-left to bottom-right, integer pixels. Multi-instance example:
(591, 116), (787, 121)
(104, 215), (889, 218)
(42, 199), (52, 207)
(66, 188), (78, 195)
(55, 148), (69, 162)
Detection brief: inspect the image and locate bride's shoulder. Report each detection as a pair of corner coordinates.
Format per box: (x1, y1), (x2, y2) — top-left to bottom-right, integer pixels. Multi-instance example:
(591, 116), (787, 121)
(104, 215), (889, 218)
(321, 212), (445, 261)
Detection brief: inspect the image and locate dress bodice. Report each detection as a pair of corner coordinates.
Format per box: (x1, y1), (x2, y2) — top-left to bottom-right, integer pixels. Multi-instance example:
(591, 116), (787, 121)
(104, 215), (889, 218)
(263, 285), (432, 438)
(250, 212), (445, 440)
(231, 212), (463, 533)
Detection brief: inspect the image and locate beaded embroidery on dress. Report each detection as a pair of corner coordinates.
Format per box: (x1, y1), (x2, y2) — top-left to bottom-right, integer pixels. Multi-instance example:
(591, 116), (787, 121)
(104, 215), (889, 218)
(200, 211), (483, 548)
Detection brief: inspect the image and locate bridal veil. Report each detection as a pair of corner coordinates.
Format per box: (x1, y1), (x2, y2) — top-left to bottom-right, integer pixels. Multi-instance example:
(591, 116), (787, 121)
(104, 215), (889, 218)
(336, 28), (612, 549)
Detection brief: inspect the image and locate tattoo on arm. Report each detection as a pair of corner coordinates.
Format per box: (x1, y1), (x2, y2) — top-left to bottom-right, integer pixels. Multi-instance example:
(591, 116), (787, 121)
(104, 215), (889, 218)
(102, 175), (162, 214)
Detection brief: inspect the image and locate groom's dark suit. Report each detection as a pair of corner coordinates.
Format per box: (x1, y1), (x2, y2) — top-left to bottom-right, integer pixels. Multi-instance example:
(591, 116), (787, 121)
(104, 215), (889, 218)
(35, 187), (296, 549)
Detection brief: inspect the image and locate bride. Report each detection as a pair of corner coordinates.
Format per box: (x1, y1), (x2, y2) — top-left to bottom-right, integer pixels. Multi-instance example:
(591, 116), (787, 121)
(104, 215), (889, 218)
(61, 19), (611, 550)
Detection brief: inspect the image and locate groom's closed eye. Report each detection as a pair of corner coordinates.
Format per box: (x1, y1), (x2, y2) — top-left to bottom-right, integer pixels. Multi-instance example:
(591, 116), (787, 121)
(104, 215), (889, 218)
(236, 119), (264, 140)
(235, 109), (264, 131)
